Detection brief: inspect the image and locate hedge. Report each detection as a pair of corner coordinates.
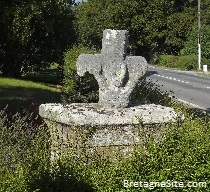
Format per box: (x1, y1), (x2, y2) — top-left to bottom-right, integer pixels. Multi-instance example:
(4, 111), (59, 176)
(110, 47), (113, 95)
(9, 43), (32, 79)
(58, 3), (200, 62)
(155, 55), (209, 70)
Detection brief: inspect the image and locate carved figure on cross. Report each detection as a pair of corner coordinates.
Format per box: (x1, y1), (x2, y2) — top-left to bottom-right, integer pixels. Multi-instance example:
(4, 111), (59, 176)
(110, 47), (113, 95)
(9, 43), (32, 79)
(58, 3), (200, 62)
(76, 29), (147, 108)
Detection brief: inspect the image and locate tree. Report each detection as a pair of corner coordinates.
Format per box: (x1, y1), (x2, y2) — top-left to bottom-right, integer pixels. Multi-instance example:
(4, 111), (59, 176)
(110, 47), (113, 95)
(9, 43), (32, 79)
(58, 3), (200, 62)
(181, 24), (210, 63)
(0, 0), (76, 77)
(74, 0), (197, 61)
(74, 0), (142, 50)
(164, 7), (196, 55)
(180, 0), (210, 63)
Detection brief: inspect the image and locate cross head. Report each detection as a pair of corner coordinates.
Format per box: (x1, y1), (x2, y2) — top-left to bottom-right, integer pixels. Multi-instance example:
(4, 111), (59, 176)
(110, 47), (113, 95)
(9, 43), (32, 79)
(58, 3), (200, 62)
(76, 29), (147, 108)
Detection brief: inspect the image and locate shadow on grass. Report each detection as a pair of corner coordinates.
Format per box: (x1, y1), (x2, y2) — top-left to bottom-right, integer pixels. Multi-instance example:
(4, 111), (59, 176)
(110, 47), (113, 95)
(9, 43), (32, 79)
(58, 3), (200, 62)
(21, 68), (60, 85)
(29, 168), (94, 192)
(0, 86), (61, 113)
(186, 107), (210, 120)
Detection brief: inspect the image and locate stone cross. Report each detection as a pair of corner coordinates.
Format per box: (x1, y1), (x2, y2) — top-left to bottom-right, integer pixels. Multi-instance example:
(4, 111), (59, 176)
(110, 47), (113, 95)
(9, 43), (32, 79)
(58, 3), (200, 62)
(76, 29), (147, 108)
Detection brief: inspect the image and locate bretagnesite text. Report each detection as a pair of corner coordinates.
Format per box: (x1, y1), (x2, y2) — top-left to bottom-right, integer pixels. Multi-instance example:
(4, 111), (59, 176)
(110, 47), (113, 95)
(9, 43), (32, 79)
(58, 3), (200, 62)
(123, 180), (208, 190)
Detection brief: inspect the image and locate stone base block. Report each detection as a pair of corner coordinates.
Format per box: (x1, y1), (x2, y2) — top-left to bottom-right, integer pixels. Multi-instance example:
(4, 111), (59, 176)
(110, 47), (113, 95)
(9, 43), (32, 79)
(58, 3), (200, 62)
(39, 103), (182, 161)
(39, 103), (181, 126)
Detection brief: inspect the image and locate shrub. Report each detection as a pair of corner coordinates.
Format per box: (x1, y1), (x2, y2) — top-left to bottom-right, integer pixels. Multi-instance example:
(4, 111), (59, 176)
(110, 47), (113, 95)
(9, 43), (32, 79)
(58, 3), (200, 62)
(0, 96), (210, 191)
(178, 55), (209, 70)
(155, 54), (209, 70)
(130, 78), (172, 106)
(54, 111), (210, 192)
(155, 55), (178, 68)
(61, 45), (99, 103)
(0, 109), (51, 192)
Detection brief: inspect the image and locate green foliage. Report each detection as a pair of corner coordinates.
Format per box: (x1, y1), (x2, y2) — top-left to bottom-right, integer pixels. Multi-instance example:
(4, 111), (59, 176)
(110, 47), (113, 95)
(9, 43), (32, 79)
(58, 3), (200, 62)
(130, 78), (172, 106)
(0, 109), (51, 192)
(126, 114), (210, 191)
(0, 0), (76, 77)
(181, 24), (210, 64)
(165, 7), (196, 55)
(155, 55), (178, 68)
(0, 89), (210, 191)
(200, 0), (210, 25)
(61, 45), (99, 103)
(74, 0), (196, 59)
(155, 55), (209, 70)
(74, 0), (140, 50)
(48, 108), (210, 191)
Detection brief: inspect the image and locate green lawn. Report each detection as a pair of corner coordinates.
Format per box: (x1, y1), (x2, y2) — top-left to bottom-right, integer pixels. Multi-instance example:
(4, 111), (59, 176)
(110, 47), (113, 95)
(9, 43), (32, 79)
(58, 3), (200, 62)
(0, 67), (61, 112)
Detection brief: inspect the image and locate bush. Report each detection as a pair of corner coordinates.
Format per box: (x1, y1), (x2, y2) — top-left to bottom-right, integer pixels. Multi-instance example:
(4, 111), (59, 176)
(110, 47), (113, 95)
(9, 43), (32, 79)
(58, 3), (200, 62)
(50, 111), (210, 192)
(61, 45), (99, 103)
(0, 109), (51, 192)
(130, 78), (172, 106)
(155, 54), (209, 70)
(154, 55), (178, 68)
(0, 93), (210, 191)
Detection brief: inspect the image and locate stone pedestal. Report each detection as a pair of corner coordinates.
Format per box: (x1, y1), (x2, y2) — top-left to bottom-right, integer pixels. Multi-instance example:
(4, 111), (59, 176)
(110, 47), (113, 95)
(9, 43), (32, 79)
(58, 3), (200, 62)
(39, 103), (182, 161)
(39, 29), (184, 162)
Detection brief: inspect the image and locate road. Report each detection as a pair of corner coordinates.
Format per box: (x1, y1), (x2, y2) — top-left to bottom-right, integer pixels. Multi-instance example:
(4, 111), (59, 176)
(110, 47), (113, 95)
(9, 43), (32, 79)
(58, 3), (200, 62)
(146, 66), (210, 111)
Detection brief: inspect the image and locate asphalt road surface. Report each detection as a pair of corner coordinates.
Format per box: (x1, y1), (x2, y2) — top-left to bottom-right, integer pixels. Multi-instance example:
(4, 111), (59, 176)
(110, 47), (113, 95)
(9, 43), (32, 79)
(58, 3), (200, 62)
(146, 66), (210, 111)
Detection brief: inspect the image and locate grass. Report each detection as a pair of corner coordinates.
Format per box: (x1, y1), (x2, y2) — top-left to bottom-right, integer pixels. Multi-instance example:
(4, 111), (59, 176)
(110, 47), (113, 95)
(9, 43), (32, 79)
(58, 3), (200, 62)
(21, 64), (61, 85)
(0, 66), (61, 113)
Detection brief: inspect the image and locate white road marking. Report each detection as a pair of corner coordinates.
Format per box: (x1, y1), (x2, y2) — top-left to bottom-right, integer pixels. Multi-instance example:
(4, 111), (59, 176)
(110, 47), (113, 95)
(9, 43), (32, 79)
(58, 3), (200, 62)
(170, 96), (206, 110)
(154, 74), (190, 84)
(152, 74), (205, 87)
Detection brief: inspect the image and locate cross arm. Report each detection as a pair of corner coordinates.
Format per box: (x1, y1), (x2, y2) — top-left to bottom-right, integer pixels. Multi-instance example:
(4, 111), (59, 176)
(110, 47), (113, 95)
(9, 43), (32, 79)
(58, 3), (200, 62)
(76, 54), (106, 88)
(124, 56), (147, 90)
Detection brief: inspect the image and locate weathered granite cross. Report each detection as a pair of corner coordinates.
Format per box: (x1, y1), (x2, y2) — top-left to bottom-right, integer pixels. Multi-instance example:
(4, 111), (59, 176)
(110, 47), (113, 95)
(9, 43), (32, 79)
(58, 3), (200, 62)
(76, 29), (147, 108)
